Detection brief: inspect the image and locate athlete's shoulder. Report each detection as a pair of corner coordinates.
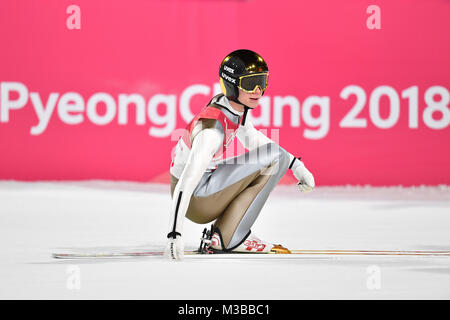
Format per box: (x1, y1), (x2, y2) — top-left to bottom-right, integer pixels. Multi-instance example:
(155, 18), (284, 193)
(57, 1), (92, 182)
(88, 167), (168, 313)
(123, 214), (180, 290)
(190, 118), (224, 146)
(208, 94), (225, 107)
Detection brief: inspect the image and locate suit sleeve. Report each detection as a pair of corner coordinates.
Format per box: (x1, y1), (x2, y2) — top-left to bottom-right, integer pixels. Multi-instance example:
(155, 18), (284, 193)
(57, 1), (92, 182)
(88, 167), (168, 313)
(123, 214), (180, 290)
(167, 128), (223, 239)
(236, 121), (302, 170)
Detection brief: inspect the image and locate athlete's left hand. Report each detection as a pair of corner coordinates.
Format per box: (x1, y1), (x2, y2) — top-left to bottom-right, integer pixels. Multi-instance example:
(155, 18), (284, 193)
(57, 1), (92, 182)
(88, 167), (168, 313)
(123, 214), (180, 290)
(165, 236), (184, 261)
(293, 161), (315, 193)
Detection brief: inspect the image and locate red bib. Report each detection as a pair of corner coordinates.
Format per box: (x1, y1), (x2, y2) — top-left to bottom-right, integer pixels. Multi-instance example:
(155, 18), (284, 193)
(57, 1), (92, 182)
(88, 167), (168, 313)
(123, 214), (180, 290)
(181, 105), (240, 160)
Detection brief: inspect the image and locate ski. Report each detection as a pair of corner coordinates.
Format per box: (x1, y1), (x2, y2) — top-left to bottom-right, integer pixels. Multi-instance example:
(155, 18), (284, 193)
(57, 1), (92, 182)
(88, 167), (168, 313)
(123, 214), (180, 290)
(290, 249), (450, 256)
(53, 250), (168, 259)
(51, 250), (288, 259)
(52, 248), (450, 259)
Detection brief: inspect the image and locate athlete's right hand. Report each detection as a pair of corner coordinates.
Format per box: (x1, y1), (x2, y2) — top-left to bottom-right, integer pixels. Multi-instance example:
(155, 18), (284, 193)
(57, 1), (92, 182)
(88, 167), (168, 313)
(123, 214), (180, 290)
(293, 161), (315, 193)
(165, 236), (184, 261)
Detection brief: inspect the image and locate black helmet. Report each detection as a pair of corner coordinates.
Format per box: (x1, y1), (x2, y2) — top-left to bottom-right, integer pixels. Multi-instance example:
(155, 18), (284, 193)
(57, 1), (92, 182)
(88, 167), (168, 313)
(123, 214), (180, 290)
(219, 49), (269, 103)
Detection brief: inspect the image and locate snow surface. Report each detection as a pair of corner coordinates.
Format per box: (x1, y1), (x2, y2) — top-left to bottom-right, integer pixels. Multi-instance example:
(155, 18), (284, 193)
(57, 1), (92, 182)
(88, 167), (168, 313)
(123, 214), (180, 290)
(0, 181), (449, 299)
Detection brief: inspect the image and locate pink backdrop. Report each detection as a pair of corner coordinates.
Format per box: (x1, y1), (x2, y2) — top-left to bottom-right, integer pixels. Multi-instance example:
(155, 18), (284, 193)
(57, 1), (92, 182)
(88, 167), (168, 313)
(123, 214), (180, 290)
(0, 0), (449, 186)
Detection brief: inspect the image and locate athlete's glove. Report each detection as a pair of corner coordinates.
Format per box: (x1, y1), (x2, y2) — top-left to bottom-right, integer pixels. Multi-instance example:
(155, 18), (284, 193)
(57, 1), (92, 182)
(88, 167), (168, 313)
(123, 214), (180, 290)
(165, 236), (184, 261)
(292, 160), (315, 193)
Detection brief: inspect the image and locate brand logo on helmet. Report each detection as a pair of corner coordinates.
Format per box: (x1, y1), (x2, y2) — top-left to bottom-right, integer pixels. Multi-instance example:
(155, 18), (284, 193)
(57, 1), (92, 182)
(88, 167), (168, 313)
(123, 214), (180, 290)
(221, 72), (236, 84)
(224, 65), (235, 74)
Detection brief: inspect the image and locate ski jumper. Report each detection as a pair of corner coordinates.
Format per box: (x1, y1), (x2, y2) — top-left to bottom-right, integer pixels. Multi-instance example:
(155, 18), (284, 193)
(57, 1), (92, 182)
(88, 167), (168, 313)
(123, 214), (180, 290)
(169, 94), (301, 250)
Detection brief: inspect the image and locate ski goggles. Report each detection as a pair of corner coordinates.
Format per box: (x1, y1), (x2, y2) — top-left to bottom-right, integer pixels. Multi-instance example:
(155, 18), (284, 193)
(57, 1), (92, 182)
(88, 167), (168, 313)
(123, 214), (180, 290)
(238, 73), (269, 93)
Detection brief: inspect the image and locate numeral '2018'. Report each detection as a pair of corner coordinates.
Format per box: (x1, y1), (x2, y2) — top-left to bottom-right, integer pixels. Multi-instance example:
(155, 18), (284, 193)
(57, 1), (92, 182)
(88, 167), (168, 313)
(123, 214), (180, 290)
(339, 85), (449, 130)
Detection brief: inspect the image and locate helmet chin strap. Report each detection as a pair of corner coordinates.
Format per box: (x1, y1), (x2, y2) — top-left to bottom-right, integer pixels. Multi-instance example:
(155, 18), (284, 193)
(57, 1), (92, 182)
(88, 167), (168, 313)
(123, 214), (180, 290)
(230, 96), (255, 126)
